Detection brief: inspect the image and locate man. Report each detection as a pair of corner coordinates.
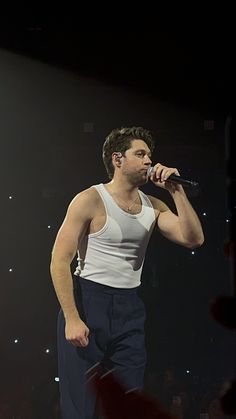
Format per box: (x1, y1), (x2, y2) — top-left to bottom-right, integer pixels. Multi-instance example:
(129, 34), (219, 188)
(50, 126), (204, 419)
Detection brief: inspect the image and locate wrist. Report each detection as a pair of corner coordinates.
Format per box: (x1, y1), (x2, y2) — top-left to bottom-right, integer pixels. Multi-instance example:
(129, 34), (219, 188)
(169, 185), (185, 197)
(64, 309), (81, 322)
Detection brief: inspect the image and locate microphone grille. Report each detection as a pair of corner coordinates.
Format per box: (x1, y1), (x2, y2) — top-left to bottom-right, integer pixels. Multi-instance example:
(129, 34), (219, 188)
(147, 166), (154, 177)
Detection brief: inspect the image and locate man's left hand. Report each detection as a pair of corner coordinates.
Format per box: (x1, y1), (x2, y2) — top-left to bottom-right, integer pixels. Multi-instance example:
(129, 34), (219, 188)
(150, 163), (182, 192)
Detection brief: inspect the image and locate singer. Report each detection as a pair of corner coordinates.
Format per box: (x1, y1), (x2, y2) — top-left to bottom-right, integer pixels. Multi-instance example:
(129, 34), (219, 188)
(50, 126), (204, 419)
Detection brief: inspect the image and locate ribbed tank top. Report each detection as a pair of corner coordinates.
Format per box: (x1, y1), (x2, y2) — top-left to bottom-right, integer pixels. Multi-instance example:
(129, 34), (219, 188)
(74, 183), (156, 288)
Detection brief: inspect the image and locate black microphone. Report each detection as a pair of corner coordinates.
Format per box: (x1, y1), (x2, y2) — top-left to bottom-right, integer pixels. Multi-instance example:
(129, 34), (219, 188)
(147, 167), (199, 188)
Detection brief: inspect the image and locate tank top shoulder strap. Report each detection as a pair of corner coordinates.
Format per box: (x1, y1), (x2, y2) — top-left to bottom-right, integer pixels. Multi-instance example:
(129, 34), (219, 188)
(138, 189), (154, 209)
(91, 183), (113, 214)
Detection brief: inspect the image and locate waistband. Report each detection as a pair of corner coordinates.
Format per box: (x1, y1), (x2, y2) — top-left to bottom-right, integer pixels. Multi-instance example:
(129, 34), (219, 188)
(74, 276), (140, 295)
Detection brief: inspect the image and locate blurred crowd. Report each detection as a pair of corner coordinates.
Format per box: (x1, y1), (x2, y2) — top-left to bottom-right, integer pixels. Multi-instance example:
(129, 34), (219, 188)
(0, 365), (234, 418)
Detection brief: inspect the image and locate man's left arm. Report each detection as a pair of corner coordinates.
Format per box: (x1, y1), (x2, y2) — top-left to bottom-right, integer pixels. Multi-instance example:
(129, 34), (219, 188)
(150, 163), (204, 249)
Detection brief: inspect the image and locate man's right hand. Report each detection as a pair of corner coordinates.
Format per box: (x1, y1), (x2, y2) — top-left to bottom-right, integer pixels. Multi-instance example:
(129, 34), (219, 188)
(65, 317), (90, 347)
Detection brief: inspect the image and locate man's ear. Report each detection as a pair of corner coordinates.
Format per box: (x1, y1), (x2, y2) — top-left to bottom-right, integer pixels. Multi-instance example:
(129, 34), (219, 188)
(112, 152), (122, 162)
(112, 152), (122, 169)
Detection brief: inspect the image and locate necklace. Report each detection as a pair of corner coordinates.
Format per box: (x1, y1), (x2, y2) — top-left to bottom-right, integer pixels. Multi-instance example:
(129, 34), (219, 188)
(112, 193), (139, 212)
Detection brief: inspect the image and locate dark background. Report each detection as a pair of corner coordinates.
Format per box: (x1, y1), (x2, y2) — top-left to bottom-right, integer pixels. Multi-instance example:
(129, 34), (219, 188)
(0, 22), (234, 416)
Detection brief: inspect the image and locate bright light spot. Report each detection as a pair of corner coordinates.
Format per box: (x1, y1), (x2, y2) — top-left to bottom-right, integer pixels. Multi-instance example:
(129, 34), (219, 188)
(14, 339), (18, 344)
(191, 251), (195, 255)
(55, 377), (59, 382)
(47, 225), (51, 229)
(203, 212), (207, 216)
(186, 370), (190, 374)
(9, 196), (13, 200)
(226, 219), (230, 223)
(45, 349), (50, 353)
(9, 268), (13, 272)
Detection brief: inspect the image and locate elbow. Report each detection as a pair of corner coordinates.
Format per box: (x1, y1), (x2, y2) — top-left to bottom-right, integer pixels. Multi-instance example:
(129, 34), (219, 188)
(50, 252), (61, 277)
(187, 234), (205, 249)
(50, 251), (74, 273)
(50, 251), (56, 271)
(50, 258), (56, 277)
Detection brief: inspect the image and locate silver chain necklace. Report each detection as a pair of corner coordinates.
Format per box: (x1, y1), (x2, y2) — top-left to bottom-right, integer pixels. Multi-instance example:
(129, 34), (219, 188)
(113, 193), (139, 211)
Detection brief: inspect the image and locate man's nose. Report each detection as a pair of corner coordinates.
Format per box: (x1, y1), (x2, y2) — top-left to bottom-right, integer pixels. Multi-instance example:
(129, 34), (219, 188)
(144, 155), (152, 164)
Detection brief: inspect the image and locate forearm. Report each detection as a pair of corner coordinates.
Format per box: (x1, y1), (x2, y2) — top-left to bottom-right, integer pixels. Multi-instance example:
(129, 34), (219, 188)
(50, 259), (81, 321)
(170, 186), (204, 246)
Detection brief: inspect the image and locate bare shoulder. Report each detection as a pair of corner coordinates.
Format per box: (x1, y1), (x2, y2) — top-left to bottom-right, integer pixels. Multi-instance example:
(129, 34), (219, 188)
(147, 194), (170, 213)
(51, 187), (101, 259)
(62, 187), (100, 220)
(70, 186), (100, 207)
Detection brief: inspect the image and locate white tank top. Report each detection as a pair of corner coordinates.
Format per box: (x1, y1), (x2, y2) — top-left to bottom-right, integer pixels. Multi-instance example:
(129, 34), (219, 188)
(74, 183), (156, 288)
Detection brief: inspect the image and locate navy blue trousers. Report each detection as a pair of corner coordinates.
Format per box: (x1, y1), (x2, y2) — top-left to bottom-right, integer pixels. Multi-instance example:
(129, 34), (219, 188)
(57, 277), (147, 419)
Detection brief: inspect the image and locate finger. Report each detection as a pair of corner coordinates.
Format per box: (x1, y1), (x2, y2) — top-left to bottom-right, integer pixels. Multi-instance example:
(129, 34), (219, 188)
(161, 169), (172, 181)
(162, 170), (180, 183)
(68, 337), (87, 347)
(162, 168), (178, 181)
(69, 339), (82, 347)
(80, 336), (89, 347)
(153, 170), (164, 182)
(155, 164), (164, 180)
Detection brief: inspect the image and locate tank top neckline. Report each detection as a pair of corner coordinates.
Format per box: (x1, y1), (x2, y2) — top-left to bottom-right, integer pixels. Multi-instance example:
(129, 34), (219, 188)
(100, 183), (145, 218)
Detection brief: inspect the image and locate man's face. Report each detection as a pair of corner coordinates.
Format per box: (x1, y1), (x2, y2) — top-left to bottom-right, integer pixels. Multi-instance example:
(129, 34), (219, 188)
(121, 139), (152, 185)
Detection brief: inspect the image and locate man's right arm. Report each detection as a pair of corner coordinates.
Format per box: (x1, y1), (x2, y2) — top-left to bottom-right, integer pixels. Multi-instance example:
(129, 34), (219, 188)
(50, 188), (95, 347)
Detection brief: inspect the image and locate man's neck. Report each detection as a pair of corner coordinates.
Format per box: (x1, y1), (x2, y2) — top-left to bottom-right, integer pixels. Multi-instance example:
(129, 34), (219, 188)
(105, 178), (139, 200)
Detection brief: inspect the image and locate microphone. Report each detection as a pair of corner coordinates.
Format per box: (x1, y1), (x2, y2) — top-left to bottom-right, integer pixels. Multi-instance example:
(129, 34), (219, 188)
(147, 166), (199, 188)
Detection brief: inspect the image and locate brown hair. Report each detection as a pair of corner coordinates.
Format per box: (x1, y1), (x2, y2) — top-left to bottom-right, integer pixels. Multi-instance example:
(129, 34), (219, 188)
(102, 126), (155, 179)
